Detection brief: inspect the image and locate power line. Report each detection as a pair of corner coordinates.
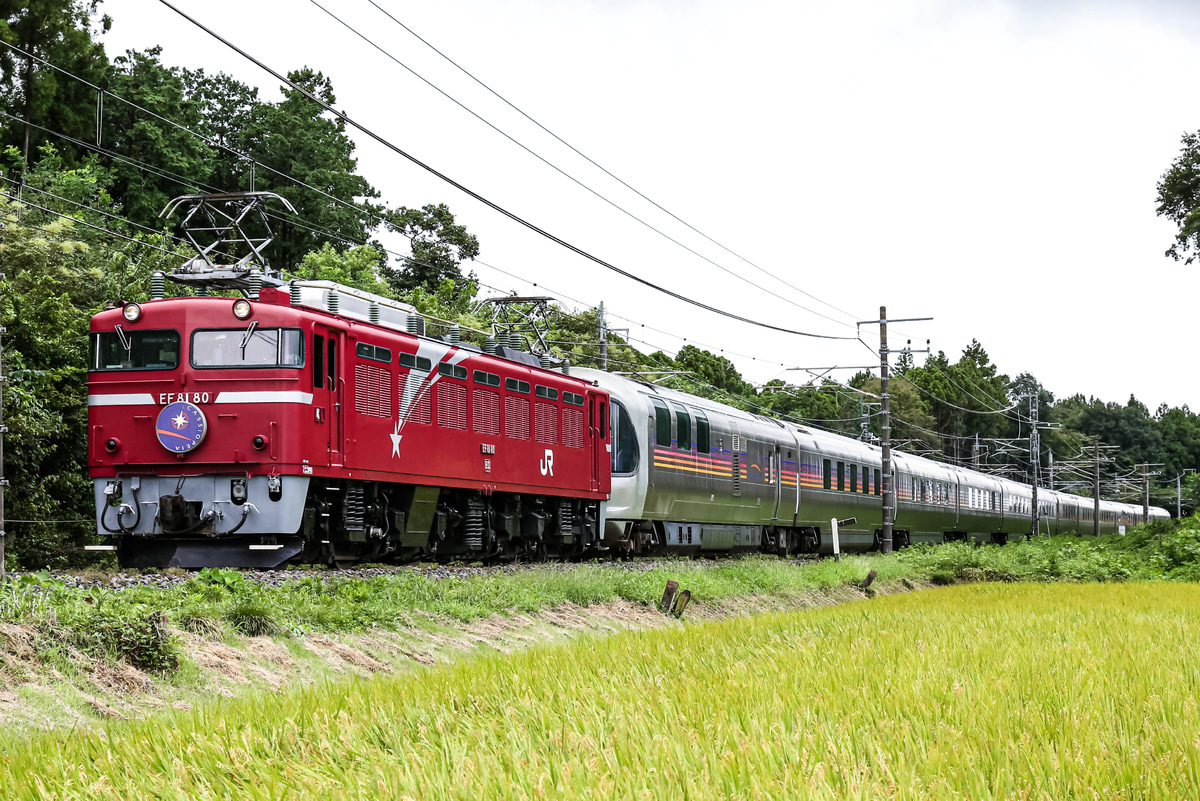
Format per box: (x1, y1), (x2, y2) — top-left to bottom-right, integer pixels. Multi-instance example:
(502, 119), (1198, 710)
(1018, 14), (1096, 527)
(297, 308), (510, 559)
(364, 0), (861, 327)
(0, 37), (393, 251)
(308, 0), (855, 330)
(155, 0), (857, 342)
(0, 189), (184, 258)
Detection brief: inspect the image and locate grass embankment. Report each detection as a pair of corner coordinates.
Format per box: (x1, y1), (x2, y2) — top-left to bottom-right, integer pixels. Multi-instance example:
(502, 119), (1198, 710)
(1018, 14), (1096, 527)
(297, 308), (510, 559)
(4, 582), (1199, 799)
(1, 518), (1198, 680)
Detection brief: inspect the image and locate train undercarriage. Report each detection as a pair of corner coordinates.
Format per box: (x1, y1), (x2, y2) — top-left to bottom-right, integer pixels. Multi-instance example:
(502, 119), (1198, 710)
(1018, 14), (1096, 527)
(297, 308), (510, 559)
(100, 474), (604, 569)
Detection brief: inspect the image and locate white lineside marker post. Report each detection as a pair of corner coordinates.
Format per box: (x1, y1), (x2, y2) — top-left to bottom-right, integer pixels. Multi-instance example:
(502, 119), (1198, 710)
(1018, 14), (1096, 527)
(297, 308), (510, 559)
(831, 517), (841, 562)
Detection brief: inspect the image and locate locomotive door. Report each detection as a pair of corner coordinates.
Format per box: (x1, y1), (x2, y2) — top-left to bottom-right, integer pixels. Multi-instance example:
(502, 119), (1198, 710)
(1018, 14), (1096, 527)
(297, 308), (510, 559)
(312, 325), (344, 466)
(588, 391), (607, 493)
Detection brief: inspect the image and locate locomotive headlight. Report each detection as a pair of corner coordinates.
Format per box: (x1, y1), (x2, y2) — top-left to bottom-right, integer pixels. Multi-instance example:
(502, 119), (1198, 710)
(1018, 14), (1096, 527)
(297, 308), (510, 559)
(230, 478), (248, 505)
(122, 302), (142, 322)
(104, 437), (120, 453)
(252, 435), (267, 450)
(232, 299), (252, 319)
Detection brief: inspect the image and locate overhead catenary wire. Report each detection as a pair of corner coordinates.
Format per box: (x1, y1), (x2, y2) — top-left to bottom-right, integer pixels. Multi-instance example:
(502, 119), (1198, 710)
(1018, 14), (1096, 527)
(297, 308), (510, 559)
(4, 27), (874, 382)
(0, 108), (472, 286)
(363, 0), (861, 327)
(4, 27), (1061, 461)
(5, 102), (858, 388)
(155, 0), (858, 342)
(0, 189), (185, 258)
(0, 37), (397, 249)
(306, 0), (854, 330)
(0, 175), (240, 262)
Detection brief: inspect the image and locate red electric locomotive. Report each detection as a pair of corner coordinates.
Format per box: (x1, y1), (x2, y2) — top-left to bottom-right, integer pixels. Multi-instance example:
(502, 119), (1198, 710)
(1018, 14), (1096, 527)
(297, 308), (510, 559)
(88, 203), (610, 568)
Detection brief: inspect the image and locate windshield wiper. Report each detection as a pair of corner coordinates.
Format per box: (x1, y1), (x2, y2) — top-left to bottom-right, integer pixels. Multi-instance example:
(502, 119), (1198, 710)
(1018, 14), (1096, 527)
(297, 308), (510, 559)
(239, 321), (259, 354)
(113, 324), (132, 353)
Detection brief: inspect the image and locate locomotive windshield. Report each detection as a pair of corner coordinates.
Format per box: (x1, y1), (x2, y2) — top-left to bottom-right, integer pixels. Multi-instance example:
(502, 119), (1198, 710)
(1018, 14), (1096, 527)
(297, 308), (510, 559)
(191, 328), (303, 368)
(91, 328), (180, 371)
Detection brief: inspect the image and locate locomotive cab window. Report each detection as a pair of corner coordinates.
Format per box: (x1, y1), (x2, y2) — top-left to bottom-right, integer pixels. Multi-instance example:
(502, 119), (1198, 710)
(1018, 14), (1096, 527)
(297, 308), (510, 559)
(91, 328), (180, 371)
(191, 328), (303, 368)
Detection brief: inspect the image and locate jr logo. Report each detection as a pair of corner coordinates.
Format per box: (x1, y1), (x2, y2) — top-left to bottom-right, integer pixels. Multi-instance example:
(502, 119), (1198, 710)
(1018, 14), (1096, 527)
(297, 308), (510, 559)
(539, 449), (555, 477)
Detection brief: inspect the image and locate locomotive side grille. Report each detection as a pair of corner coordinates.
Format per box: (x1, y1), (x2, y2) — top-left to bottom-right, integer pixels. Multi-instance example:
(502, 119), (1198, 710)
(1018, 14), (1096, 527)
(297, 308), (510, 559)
(504, 396), (530, 439)
(562, 407), (585, 448)
(437, 382), (468, 430)
(732, 453), (742, 496)
(472, 388), (501, 436)
(534, 402), (559, 444)
(407, 389), (432, 425)
(354, 363), (393, 418)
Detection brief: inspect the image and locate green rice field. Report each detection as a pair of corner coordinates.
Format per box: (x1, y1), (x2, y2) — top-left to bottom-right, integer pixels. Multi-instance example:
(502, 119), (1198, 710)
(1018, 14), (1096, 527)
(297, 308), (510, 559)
(3, 581), (1198, 800)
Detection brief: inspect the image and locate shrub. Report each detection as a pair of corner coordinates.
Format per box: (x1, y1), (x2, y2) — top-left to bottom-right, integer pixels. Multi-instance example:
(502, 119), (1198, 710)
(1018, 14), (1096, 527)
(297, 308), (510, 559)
(74, 606), (179, 673)
(223, 598), (281, 637)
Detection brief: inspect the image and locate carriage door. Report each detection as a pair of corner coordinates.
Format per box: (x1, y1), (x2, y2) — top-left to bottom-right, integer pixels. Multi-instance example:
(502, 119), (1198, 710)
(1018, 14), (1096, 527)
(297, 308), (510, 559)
(312, 325), (343, 466)
(771, 445), (783, 520)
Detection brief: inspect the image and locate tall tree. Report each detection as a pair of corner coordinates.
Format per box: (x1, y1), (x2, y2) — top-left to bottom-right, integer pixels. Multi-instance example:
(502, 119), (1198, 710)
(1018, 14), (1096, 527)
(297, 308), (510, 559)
(0, 147), (184, 568)
(237, 68), (380, 273)
(0, 0), (110, 164)
(1157, 130), (1200, 263)
(102, 47), (214, 229)
(184, 68), (258, 191)
(383, 202), (480, 296)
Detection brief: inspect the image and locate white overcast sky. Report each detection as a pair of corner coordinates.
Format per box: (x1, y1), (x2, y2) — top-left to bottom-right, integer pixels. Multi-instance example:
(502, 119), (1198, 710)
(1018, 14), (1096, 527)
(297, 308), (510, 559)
(98, 0), (1200, 412)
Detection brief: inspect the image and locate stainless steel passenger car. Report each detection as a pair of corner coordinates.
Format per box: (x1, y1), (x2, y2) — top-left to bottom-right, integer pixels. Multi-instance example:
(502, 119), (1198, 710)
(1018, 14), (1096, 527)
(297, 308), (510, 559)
(580, 368), (1168, 555)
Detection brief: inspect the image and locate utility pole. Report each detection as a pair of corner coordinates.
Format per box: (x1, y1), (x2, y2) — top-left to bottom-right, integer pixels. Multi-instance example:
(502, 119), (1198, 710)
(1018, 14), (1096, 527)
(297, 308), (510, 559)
(598, 301), (608, 372)
(0, 278), (6, 577)
(1093, 442), (1100, 537)
(1138, 463), (1164, 523)
(1143, 464), (1148, 523)
(1029, 395), (1040, 538)
(880, 307), (892, 554)
(1177, 470), (1195, 519)
(857, 307), (931, 555)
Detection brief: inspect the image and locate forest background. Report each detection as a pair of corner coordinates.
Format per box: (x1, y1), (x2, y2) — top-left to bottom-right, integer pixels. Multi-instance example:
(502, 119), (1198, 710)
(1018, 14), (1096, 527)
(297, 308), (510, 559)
(1, 0), (1199, 568)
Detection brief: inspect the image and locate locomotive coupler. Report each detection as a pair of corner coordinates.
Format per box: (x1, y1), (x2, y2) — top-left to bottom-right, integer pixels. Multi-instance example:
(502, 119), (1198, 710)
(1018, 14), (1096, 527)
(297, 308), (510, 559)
(159, 492), (203, 533)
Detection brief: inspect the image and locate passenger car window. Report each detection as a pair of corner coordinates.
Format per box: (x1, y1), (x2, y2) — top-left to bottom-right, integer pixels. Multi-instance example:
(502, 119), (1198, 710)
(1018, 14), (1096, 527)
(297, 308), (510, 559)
(611, 401), (639, 474)
(651, 398), (671, 446)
